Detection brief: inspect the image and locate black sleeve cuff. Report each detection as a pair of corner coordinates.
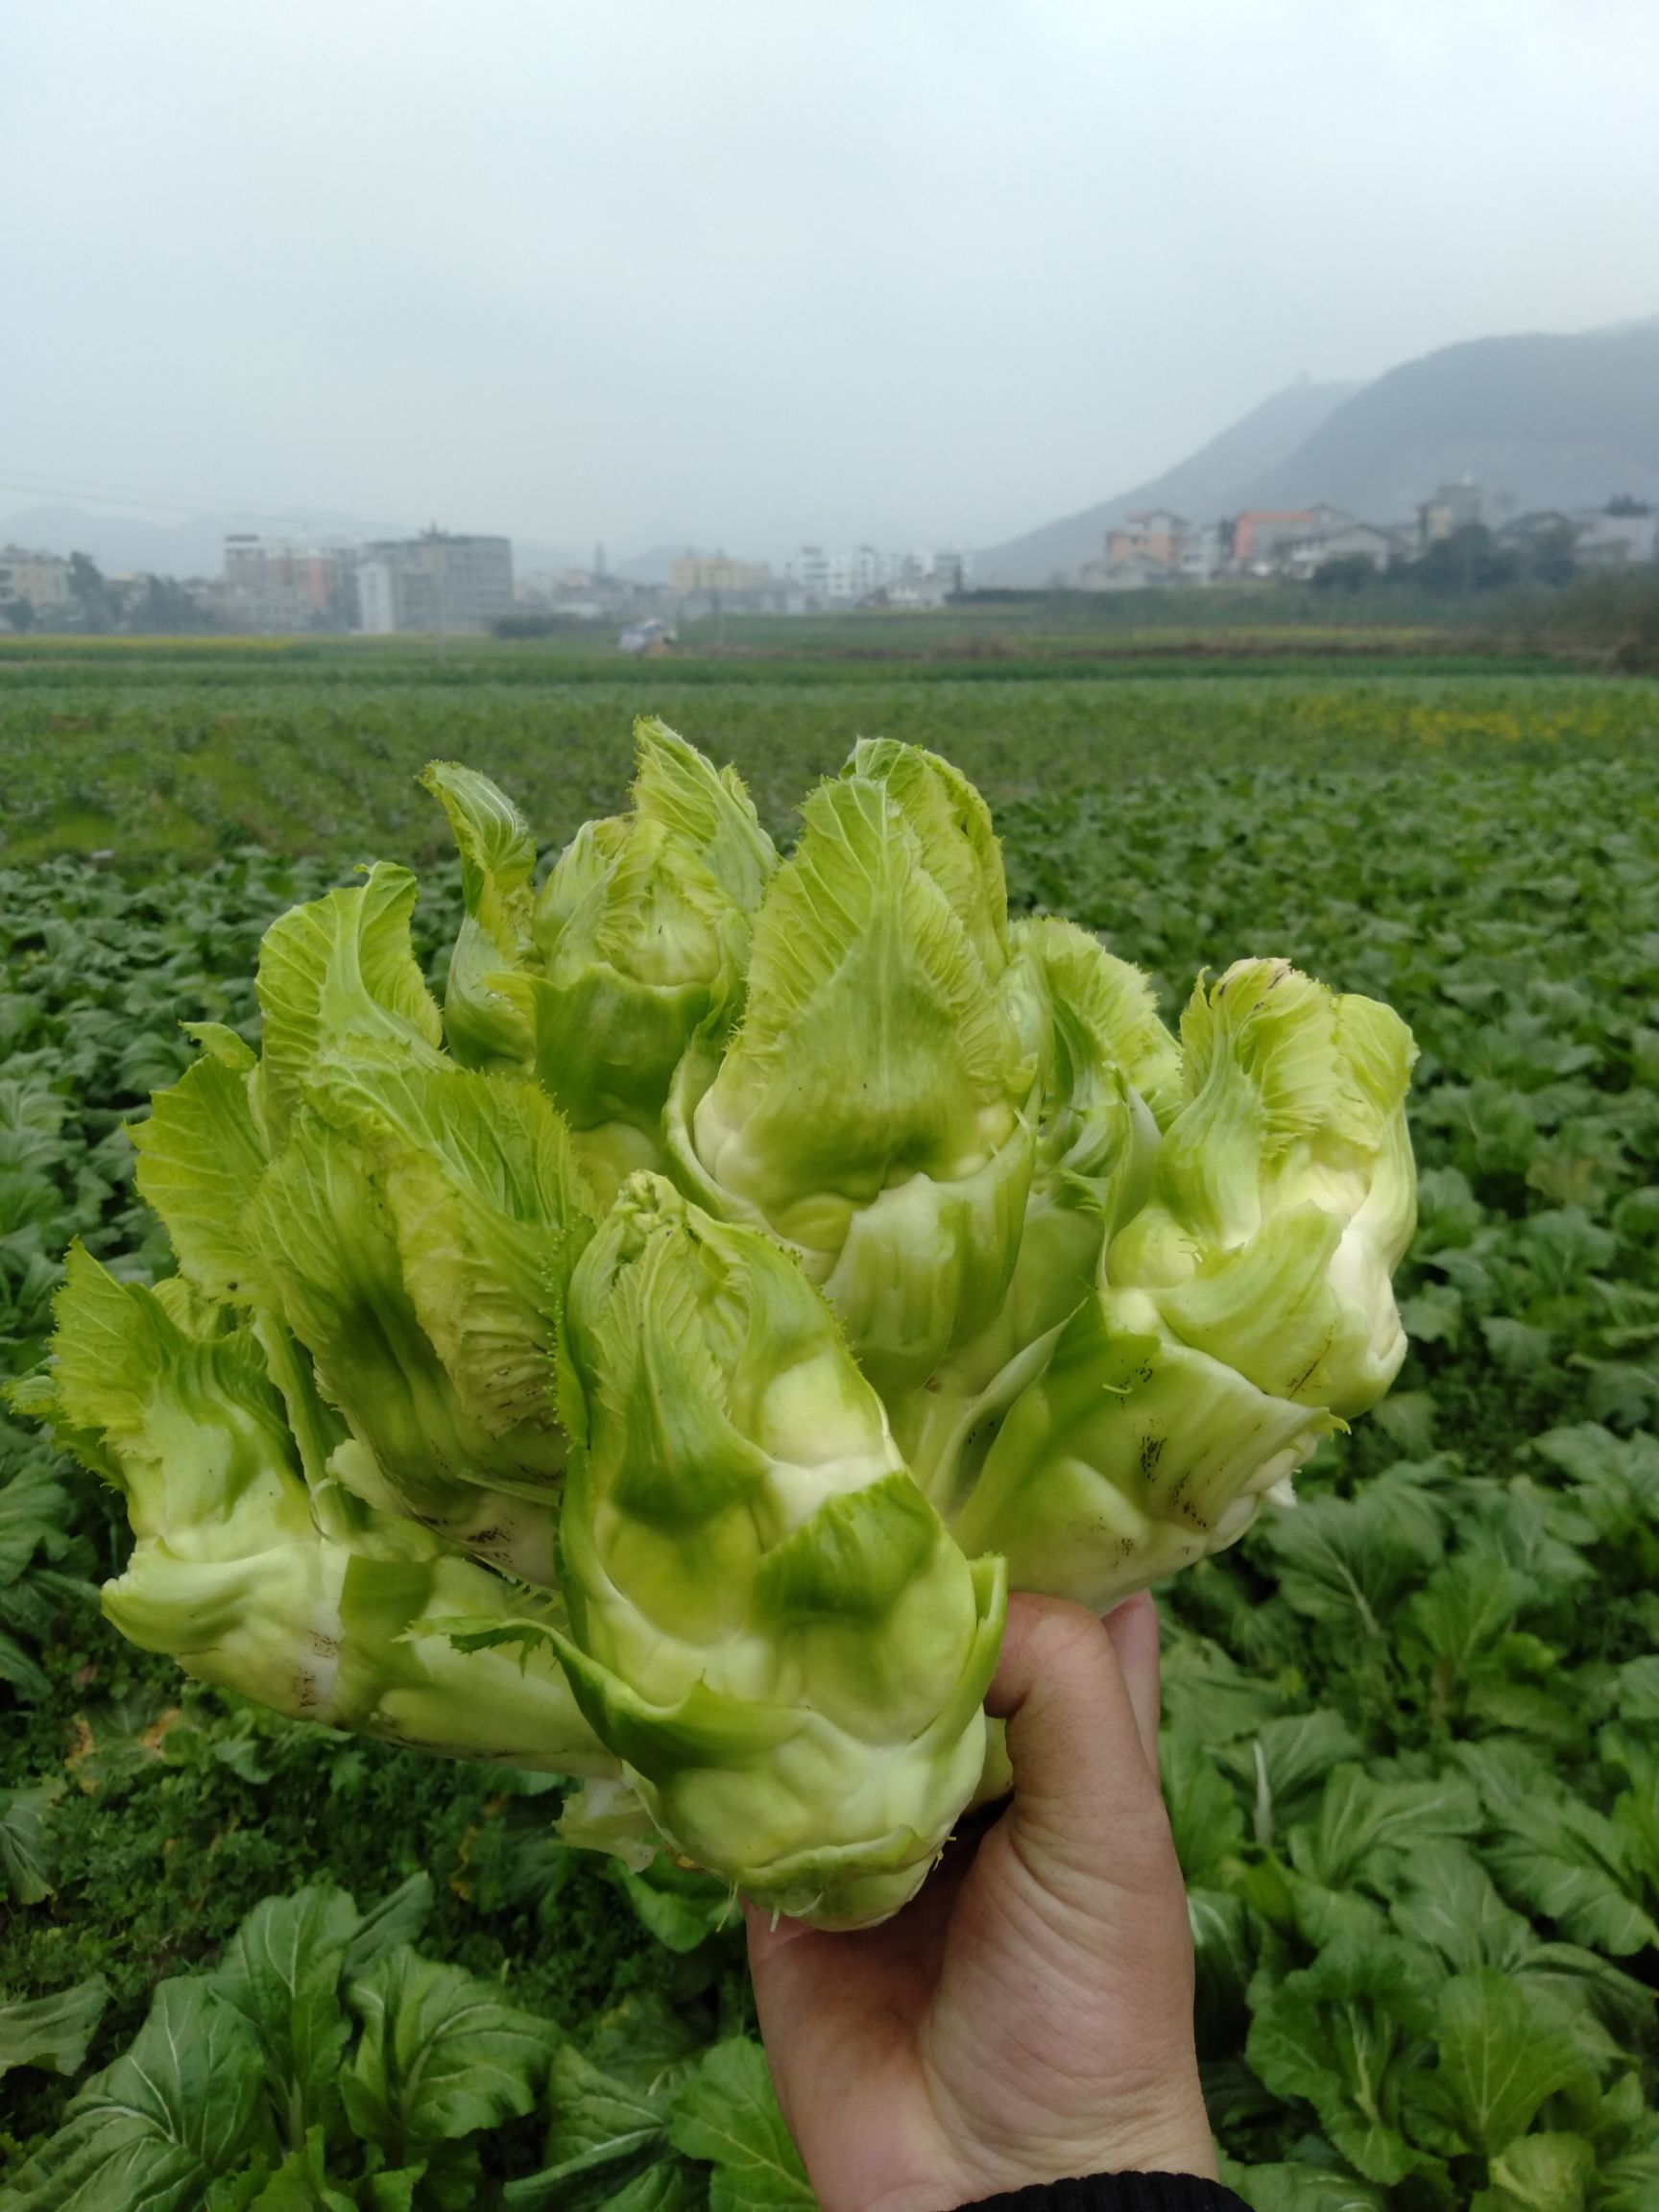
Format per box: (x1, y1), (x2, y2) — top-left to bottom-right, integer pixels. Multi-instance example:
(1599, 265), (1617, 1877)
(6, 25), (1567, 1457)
(957, 2175), (1251, 2212)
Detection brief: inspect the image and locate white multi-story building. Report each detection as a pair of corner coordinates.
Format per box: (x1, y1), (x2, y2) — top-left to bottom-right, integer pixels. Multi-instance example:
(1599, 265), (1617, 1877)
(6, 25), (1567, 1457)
(1284, 521), (1407, 579)
(1574, 502), (1657, 566)
(1176, 524), (1225, 583)
(784, 543), (972, 609)
(0, 545), (74, 618)
(357, 533), (515, 634)
(787, 544), (831, 600)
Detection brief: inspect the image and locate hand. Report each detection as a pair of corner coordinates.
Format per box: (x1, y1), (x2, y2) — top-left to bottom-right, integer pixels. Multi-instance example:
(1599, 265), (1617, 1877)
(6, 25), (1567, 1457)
(744, 1591), (1216, 2212)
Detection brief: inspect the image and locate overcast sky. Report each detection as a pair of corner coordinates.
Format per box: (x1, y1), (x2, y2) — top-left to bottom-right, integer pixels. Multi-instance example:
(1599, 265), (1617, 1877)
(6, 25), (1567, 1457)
(5, 0), (1657, 556)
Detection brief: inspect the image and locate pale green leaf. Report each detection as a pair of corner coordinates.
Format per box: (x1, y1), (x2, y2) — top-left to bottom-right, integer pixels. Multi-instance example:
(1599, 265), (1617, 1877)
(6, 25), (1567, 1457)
(1160, 1728), (1245, 1886)
(130, 1050), (270, 1304)
(0, 1979), (107, 2080)
(1288, 1765), (1481, 1892)
(1434, 1969), (1592, 2156)
(1387, 1841), (1533, 1976)
(255, 864), (444, 1142)
(668, 2039), (814, 2212)
(1218, 2162), (1387, 2212)
(0, 1978), (272, 2210)
(1245, 1938), (1442, 2187)
(343, 1944), (560, 2154)
(208, 1887), (359, 2149)
(0, 1779), (63, 1906)
(1473, 2130), (1595, 2212)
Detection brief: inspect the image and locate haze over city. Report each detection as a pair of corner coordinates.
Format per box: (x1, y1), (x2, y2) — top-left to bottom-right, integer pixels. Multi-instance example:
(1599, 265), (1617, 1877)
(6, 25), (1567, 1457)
(6, 0), (1659, 562)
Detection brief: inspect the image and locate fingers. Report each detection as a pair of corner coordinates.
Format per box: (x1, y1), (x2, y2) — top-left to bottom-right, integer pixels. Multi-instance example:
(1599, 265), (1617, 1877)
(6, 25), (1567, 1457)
(742, 1897), (819, 1969)
(985, 1590), (1166, 1876)
(1104, 1589), (1162, 1772)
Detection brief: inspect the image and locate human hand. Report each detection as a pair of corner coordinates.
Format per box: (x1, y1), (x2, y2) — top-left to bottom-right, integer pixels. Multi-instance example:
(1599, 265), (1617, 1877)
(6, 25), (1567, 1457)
(744, 1590), (1215, 2212)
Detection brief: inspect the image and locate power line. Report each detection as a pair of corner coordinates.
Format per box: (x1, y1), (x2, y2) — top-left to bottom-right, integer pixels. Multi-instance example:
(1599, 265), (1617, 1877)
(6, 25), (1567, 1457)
(0, 463), (416, 536)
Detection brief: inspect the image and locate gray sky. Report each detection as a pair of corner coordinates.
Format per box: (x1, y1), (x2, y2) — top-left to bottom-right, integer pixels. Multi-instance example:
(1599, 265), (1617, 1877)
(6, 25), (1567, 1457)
(5, 0), (1658, 556)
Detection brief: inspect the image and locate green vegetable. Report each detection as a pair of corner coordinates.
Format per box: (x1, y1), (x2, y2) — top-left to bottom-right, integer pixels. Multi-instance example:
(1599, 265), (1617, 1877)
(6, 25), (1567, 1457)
(430, 718), (778, 1202)
(946, 1286), (1338, 1607)
(888, 911), (1175, 1502)
(550, 1173), (1004, 1927)
(17, 729), (1419, 1930)
(2, 1870), (806, 2212)
(39, 1243), (614, 1775)
(12, 684), (1659, 2188)
(133, 871), (595, 1585)
(1108, 957), (1418, 1417)
(942, 957), (1415, 1604)
(667, 740), (1037, 1398)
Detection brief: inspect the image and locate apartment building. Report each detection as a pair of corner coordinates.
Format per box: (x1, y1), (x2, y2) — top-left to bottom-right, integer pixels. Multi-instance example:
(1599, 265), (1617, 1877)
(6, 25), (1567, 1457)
(357, 533), (514, 634)
(222, 536), (361, 632)
(0, 546), (73, 616)
(1284, 520), (1407, 578)
(783, 543), (972, 608)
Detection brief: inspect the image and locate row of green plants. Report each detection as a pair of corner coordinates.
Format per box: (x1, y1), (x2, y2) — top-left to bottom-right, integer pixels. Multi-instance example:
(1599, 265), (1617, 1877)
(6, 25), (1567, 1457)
(1, 668), (1650, 868)
(2, 698), (1657, 2204)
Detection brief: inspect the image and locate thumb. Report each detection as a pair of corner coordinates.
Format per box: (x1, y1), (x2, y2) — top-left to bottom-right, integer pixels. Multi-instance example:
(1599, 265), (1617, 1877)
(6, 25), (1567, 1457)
(986, 1590), (1172, 1893)
(1104, 1589), (1163, 1774)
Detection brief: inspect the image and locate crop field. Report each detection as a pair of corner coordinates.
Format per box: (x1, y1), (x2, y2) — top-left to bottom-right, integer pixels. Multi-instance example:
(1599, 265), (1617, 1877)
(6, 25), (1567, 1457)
(3, 646), (1658, 2207)
(0, 633), (1641, 871)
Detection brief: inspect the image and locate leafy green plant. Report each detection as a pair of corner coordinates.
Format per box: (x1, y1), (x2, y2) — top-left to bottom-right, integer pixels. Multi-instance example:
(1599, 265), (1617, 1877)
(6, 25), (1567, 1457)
(18, 727), (1420, 1934)
(0, 1428), (94, 1700)
(0, 1876), (805, 2212)
(3, 667), (1657, 2193)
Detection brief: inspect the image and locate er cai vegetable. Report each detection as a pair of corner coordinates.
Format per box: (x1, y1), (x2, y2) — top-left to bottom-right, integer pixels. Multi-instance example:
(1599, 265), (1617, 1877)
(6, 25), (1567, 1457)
(549, 1173), (1004, 1928)
(17, 720), (1418, 1929)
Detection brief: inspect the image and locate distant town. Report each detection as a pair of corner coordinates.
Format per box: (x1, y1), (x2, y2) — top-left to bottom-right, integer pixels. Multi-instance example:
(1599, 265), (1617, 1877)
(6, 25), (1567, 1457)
(0, 485), (1653, 646)
(1081, 486), (1656, 590)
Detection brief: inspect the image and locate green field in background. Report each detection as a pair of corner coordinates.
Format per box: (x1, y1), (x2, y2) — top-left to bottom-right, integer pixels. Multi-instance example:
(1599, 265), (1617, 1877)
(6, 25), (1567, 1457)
(2, 635), (1647, 871)
(4, 644), (1658, 2197)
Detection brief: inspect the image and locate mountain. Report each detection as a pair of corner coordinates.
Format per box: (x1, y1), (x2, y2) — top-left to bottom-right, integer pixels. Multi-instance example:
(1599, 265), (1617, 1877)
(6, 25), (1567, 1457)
(1232, 324), (1659, 521)
(0, 505), (264, 577)
(974, 320), (1659, 584)
(973, 379), (1359, 585)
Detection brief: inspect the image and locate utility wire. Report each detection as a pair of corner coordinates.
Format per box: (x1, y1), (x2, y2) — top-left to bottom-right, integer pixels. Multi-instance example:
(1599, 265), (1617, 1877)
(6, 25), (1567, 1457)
(0, 463), (415, 536)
